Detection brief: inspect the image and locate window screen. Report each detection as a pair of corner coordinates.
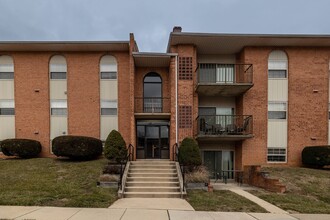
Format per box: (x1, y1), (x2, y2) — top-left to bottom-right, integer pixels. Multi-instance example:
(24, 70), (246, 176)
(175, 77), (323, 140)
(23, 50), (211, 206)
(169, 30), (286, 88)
(0, 100), (15, 115)
(101, 72), (117, 79)
(51, 100), (67, 116)
(50, 72), (66, 79)
(0, 72), (14, 79)
(101, 100), (117, 115)
(268, 102), (287, 119)
(268, 70), (287, 79)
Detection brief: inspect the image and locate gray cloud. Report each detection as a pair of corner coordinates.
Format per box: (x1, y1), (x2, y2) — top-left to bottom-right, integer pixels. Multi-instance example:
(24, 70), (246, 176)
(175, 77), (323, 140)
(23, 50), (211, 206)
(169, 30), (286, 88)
(0, 0), (330, 52)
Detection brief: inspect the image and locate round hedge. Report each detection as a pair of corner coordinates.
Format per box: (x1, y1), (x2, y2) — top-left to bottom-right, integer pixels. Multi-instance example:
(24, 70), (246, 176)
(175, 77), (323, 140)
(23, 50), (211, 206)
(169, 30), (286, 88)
(104, 130), (127, 163)
(302, 146), (330, 168)
(178, 137), (202, 166)
(0, 139), (41, 158)
(52, 135), (102, 160)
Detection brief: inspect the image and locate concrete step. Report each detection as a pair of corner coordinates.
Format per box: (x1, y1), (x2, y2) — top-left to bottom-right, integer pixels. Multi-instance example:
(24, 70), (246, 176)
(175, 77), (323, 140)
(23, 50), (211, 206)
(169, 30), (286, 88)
(126, 181), (180, 187)
(130, 165), (176, 169)
(125, 186), (180, 192)
(133, 160), (173, 164)
(126, 177), (179, 182)
(123, 192), (181, 198)
(129, 168), (177, 173)
(128, 173), (178, 177)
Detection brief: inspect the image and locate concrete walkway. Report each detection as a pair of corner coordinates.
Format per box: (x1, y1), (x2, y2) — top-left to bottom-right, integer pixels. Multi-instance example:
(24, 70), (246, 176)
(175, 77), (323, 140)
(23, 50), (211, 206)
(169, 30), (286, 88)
(212, 181), (288, 214)
(1, 206), (330, 220)
(109, 198), (194, 210)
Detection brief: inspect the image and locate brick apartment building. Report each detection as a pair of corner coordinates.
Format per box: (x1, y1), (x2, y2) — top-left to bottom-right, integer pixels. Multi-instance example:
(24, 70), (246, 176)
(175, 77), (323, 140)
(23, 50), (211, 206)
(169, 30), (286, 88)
(1, 27), (330, 177)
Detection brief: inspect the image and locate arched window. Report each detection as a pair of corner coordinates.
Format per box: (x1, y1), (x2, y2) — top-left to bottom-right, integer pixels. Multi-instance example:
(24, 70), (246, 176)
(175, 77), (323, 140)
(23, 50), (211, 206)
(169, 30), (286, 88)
(268, 50), (288, 79)
(49, 55), (67, 79)
(0, 55), (14, 79)
(143, 72), (162, 113)
(100, 55), (117, 79)
(100, 55), (118, 140)
(267, 50), (288, 163)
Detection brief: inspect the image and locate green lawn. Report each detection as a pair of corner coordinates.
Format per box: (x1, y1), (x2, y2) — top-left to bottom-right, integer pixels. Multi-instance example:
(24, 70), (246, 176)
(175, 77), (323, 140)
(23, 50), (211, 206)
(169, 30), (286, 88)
(0, 157), (117, 207)
(249, 167), (330, 214)
(186, 190), (267, 212)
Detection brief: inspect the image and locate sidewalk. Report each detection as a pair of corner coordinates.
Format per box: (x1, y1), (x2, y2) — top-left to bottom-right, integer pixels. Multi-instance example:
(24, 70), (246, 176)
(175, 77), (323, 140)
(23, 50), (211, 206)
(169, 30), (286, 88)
(1, 205), (330, 220)
(211, 181), (288, 214)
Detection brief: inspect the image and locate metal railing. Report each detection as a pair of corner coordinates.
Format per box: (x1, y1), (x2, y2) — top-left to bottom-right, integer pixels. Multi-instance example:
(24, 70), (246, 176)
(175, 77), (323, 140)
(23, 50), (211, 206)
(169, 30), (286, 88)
(134, 97), (171, 113)
(197, 115), (253, 136)
(173, 143), (185, 192)
(118, 144), (135, 190)
(198, 63), (253, 84)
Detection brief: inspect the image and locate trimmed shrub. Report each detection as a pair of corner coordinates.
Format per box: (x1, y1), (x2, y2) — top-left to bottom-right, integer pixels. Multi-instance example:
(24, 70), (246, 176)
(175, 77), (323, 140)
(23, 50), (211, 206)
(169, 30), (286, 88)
(302, 146), (330, 168)
(178, 137), (202, 166)
(104, 130), (127, 163)
(0, 139), (41, 158)
(52, 135), (102, 160)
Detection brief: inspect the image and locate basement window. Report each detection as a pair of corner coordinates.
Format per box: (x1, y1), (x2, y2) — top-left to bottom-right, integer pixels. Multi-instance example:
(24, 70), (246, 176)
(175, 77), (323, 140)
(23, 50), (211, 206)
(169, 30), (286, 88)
(267, 148), (286, 162)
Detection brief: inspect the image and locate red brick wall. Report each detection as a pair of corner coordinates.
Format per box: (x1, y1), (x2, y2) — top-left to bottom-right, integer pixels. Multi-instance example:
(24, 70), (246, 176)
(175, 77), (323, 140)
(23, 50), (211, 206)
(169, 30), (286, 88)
(13, 52), (51, 156)
(242, 47), (330, 167)
(240, 47), (270, 167)
(286, 48), (329, 166)
(1, 51), (131, 158)
(172, 45), (198, 143)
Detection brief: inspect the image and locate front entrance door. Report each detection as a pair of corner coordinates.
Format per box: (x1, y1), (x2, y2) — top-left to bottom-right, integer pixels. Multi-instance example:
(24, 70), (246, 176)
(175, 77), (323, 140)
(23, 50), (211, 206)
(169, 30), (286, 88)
(136, 121), (169, 159)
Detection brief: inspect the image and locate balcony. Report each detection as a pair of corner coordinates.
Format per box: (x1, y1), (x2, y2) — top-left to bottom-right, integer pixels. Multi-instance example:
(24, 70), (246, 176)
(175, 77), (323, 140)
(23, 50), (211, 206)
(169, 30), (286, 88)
(134, 97), (171, 119)
(196, 63), (253, 96)
(196, 115), (253, 141)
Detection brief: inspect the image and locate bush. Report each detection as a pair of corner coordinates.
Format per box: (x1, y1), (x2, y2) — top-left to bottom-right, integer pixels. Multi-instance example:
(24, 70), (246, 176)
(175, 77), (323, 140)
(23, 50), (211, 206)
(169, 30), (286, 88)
(302, 146), (330, 168)
(0, 139), (41, 158)
(104, 130), (127, 163)
(185, 166), (210, 183)
(52, 135), (102, 160)
(178, 137), (202, 166)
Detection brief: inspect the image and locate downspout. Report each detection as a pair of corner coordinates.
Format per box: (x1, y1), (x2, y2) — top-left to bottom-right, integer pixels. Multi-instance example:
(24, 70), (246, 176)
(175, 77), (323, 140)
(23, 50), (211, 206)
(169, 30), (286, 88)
(175, 54), (178, 145)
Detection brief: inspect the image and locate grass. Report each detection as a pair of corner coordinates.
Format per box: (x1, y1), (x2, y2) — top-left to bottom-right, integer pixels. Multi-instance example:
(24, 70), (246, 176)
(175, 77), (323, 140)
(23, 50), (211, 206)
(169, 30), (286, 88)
(0, 157), (117, 207)
(249, 167), (330, 214)
(186, 190), (267, 212)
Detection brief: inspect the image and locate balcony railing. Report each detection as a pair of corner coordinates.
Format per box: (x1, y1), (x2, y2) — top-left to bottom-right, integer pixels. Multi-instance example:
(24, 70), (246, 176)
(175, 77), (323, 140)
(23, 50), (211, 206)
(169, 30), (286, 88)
(134, 97), (170, 113)
(198, 63), (253, 84)
(197, 115), (253, 138)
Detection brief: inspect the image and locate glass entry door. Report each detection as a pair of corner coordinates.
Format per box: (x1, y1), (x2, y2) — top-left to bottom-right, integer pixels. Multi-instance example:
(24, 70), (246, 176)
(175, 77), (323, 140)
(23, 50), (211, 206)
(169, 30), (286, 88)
(136, 121), (169, 159)
(203, 150), (234, 179)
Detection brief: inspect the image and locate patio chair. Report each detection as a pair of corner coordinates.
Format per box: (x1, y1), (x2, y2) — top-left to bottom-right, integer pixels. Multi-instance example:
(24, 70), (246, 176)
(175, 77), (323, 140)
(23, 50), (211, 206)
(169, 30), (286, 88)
(237, 116), (252, 134)
(226, 124), (237, 134)
(200, 118), (213, 134)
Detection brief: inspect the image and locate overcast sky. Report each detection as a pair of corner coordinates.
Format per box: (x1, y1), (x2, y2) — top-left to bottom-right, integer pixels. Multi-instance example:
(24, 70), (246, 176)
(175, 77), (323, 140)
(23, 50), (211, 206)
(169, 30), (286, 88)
(0, 0), (329, 52)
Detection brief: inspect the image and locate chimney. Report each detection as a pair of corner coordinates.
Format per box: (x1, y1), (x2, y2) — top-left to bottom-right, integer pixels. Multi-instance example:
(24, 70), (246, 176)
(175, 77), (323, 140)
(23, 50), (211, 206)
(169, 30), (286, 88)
(173, 26), (182, 33)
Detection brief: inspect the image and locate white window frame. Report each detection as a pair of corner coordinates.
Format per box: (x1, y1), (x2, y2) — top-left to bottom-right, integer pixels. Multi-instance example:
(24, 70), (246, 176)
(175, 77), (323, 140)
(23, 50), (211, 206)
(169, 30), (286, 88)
(0, 100), (15, 116)
(268, 101), (287, 120)
(50, 100), (67, 116)
(267, 147), (287, 163)
(101, 100), (117, 116)
(100, 71), (117, 80)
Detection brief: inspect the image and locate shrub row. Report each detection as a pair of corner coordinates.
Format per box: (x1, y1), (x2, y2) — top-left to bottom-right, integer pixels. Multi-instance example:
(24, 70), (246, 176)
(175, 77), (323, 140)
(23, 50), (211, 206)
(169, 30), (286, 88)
(52, 135), (103, 160)
(0, 129), (128, 161)
(302, 146), (330, 168)
(0, 139), (41, 158)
